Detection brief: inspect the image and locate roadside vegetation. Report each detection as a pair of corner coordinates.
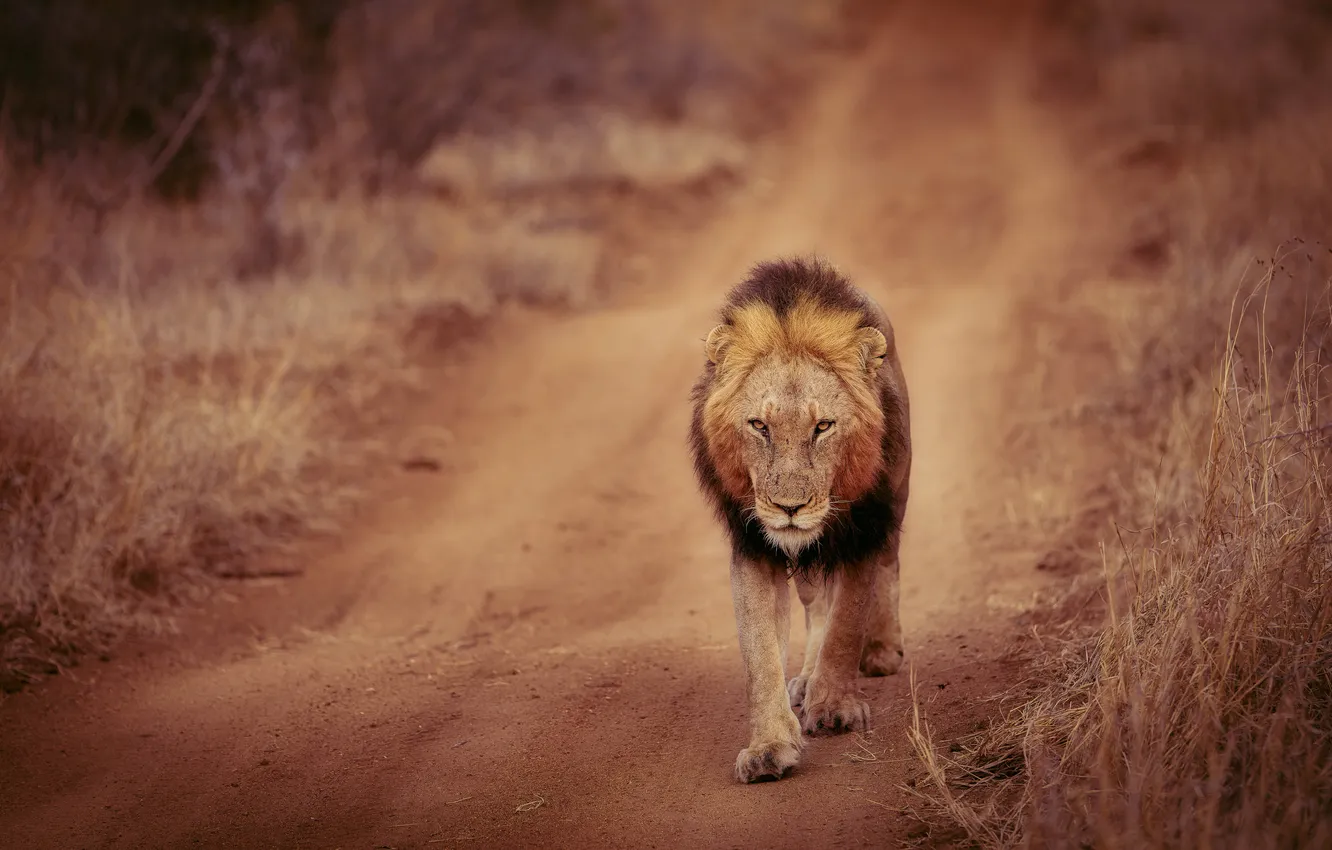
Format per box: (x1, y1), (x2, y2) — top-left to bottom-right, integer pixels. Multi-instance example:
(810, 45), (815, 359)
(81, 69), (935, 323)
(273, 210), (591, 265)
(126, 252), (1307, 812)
(908, 0), (1332, 846)
(0, 0), (848, 688)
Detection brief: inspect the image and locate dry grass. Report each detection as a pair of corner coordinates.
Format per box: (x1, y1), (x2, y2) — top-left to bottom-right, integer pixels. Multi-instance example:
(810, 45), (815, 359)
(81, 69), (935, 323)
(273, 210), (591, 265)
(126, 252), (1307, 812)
(907, 1), (1332, 846)
(0, 243), (461, 681)
(911, 275), (1332, 848)
(0, 169), (631, 684)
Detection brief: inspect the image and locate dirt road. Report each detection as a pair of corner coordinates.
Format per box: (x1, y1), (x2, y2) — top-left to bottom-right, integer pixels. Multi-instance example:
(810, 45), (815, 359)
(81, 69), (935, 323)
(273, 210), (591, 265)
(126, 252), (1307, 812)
(2, 3), (1113, 847)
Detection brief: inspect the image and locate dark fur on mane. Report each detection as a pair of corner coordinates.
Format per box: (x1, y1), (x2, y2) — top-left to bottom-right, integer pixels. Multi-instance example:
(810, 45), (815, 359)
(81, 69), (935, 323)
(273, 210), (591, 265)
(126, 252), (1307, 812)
(718, 256), (879, 326)
(688, 257), (904, 580)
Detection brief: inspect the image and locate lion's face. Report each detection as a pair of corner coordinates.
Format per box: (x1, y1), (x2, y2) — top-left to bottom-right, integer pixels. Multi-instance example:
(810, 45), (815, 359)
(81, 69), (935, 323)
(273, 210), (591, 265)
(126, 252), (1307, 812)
(700, 296), (890, 558)
(732, 356), (859, 554)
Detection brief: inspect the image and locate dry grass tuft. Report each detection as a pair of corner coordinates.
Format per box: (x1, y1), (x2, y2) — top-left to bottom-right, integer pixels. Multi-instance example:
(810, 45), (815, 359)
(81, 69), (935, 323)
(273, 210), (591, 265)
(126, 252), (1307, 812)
(911, 275), (1332, 849)
(0, 260), (465, 682)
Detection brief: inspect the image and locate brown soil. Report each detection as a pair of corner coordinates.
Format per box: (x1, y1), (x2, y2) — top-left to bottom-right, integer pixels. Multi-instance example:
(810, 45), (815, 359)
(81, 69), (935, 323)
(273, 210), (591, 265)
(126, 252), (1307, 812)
(0, 3), (1125, 847)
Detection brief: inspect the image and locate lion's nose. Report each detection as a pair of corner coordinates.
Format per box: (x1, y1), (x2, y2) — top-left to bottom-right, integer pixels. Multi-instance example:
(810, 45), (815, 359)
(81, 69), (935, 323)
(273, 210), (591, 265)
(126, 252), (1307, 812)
(775, 500), (809, 517)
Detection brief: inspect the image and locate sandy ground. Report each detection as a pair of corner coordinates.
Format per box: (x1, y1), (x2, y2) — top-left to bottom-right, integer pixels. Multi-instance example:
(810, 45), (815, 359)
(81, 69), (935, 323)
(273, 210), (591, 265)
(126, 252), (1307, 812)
(1, 3), (1122, 847)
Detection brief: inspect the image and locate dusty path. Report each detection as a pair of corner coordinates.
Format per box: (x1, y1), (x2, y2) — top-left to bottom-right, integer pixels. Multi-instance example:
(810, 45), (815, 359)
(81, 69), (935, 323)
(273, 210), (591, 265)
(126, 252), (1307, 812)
(2, 3), (1107, 847)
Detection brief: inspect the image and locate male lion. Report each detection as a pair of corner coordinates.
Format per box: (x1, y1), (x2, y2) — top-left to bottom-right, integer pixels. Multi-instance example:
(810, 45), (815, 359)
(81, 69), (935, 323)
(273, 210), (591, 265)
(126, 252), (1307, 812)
(689, 257), (911, 783)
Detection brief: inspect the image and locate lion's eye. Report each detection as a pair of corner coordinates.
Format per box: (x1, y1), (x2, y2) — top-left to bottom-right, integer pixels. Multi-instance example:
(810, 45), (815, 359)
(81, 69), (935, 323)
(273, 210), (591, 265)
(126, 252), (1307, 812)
(815, 420), (835, 434)
(749, 419), (768, 434)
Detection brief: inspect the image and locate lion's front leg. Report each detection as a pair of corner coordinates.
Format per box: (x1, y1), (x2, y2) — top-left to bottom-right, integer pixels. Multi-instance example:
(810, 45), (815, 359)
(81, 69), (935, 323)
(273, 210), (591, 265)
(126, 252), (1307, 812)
(800, 565), (874, 735)
(861, 538), (905, 676)
(787, 573), (828, 710)
(730, 554), (802, 783)
(864, 464), (909, 676)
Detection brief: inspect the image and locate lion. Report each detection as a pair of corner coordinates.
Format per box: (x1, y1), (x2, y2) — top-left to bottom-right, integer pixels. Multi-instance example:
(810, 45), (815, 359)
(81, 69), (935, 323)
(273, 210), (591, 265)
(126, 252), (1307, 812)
(688, 256), (911, 783)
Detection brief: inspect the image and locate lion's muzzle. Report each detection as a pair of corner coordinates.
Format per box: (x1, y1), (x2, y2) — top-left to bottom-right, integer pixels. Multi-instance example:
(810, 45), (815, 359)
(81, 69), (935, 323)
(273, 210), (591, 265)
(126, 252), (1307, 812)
(755, 494), (830, 533)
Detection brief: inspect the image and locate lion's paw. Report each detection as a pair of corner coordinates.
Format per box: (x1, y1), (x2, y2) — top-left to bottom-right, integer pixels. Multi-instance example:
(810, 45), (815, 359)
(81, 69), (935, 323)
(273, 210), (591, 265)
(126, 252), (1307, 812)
(735, 738), (802, 783)
(787, 675), (809, 708)
(735, 709), (802, 783)
(800, 680), (870, 736)
(860, 640), (905, 677)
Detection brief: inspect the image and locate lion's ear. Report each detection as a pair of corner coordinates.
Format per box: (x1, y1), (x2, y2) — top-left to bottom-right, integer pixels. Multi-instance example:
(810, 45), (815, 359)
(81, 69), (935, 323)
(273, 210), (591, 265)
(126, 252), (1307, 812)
(704, 324), (732, 365)
(856, 326), (888, 373)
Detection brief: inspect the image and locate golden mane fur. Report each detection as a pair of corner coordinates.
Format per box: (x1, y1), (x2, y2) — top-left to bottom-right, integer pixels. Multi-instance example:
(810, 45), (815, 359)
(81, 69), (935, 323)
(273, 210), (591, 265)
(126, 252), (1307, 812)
(699, 294), (890, 505)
